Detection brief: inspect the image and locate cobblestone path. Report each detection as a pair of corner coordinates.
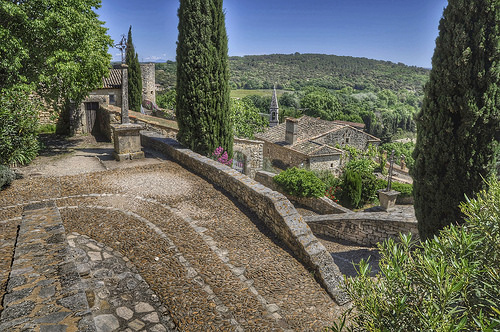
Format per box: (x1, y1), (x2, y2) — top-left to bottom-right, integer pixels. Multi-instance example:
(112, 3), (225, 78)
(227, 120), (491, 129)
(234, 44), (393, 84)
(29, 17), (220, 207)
(1, 161), (341, 331)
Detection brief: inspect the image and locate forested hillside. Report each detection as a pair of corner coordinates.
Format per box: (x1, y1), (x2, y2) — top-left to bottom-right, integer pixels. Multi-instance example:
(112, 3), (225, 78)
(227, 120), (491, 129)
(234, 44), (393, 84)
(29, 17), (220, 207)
(155, 53), (429, 92)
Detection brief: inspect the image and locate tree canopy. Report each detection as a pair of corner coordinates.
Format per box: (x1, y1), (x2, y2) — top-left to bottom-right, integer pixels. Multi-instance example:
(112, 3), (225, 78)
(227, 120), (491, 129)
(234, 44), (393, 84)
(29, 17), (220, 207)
(175, 0), (233, 156)
(126, 25), (142, 113)
(412, 0), (500, 240)
(0, 0), (112, 110)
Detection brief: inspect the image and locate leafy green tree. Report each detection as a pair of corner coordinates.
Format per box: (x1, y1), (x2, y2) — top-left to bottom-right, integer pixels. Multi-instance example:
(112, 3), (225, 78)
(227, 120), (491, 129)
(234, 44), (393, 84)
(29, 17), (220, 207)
(176, 0), (233, 156)
(126, 26), (142, 113)
(231, 99), (268, 139)
(156, 89), (176, 110)
(0, 85), (40, 165)
(300, 87), (341, 120)
(412, 0), (500, 240)
(0, 0), (112, 111)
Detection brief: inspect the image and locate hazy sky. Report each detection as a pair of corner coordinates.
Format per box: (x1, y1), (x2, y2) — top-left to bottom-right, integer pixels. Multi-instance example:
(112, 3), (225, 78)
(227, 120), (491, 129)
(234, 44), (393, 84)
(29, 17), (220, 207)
(97, 0), (448, 68)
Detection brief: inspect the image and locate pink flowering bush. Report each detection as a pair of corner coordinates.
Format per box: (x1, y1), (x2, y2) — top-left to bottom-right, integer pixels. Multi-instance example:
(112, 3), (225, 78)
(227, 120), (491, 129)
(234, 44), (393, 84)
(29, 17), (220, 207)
(212, 146), (233, 167)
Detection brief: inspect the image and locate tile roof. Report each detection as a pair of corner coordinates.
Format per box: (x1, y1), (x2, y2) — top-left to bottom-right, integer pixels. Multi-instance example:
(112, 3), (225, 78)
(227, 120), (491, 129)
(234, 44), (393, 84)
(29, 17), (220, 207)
(255, 115), (379, 158)
(102, 69), (122, 89)
(255, 116), (344, 144)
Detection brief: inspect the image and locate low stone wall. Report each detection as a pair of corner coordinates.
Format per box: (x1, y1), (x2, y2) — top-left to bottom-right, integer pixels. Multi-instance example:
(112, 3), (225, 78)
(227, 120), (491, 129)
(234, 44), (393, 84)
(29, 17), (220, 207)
(304, 213), (418, 246)
(140, 131), (348, 305)
(255, 171), (351, 215)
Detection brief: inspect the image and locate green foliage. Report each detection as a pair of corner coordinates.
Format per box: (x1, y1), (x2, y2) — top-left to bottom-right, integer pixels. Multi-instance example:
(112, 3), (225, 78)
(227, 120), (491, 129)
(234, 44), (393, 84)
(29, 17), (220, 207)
(156, 89), (176, 110)
(376, 179), (413, 198)
(380, 141), (415, 170)
(126, 26), (143, 113)
(0, 165), (15, 189)
(412, 0), (500, 240)
(230, 98), (268, 139)
(0, 0), (113, 111)
(274, 167), (325, 198)
(37, 123), (57, 134)
(0, 86), (40, 166)
(342, 169), (362, 208)
(176, 0), (233, 157)
(338, 180), (500, 331)
(300, 86), (342, 120)
(342, 158), (379, 207)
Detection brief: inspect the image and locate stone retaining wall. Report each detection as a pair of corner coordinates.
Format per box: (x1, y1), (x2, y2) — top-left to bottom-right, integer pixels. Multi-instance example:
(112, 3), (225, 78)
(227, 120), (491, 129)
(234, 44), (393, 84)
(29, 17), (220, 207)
(140, 131), (349, 305)
(254, 171), (351, 215)
(304, 213), (418, 246)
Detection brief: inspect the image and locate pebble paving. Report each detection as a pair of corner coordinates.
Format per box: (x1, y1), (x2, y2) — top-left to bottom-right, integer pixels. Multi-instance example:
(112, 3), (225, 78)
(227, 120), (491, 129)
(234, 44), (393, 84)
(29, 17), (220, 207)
(1, 161), (344, 331)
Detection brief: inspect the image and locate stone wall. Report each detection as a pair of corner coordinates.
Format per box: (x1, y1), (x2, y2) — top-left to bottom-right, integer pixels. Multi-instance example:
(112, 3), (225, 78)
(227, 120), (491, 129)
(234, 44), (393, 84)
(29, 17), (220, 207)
(255, 171), (351, 215)
(233, 138), (264, 179)
(304, 213), (418, 246)
(317, 126), (380, 150)
(140, 63), (156, 103)
(140, 131), (348, 304)
(309, 154), (343, 175)
(262, 141), (308, 170)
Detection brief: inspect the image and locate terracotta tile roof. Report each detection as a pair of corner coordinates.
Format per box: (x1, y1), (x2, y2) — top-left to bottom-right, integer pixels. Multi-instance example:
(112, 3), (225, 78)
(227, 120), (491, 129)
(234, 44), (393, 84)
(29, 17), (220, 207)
(102, 69), (122, 89)
(255, 116), (344, 144)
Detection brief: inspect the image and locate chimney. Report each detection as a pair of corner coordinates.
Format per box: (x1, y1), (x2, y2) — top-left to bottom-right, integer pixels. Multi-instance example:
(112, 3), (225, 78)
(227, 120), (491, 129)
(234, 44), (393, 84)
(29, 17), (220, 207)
(285, 118), (298, 144)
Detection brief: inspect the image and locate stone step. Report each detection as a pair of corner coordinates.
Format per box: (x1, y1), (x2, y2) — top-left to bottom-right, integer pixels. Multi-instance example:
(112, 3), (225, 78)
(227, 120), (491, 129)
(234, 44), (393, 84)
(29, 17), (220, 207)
(0, 202), (96, 331)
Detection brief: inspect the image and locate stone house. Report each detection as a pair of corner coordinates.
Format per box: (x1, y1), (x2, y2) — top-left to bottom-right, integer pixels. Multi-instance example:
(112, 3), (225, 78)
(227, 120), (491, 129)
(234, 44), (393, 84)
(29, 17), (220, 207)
(255, 116), (380, 174)
(70, 64), (155, 136)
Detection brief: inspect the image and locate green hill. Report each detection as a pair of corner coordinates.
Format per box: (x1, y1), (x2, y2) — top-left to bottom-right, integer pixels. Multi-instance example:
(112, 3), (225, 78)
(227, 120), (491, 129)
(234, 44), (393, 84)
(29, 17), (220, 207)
(155, 53), (429, 93)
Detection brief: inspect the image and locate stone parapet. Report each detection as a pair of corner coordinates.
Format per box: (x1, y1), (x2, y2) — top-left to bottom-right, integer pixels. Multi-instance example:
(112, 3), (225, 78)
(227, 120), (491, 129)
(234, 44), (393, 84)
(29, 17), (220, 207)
(304, 212), (418, 246)
(140, 131), (349, 305)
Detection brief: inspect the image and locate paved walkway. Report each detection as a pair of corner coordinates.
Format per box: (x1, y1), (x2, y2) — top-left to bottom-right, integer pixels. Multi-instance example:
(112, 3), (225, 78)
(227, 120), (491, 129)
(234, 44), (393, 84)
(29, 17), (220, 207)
(1, 155), (343, 330)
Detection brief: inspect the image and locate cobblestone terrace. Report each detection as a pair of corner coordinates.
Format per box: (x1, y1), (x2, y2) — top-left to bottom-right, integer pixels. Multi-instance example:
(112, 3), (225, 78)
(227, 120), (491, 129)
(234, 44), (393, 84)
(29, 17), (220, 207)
(0, 154), (344, 331)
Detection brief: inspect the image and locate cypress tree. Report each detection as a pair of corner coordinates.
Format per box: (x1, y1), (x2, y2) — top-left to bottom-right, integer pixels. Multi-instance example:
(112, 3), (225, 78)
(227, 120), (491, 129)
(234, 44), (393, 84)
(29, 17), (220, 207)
(412, 0), (500, 240)
(175, 0), (233, 157)
(126, 26), (142, 113)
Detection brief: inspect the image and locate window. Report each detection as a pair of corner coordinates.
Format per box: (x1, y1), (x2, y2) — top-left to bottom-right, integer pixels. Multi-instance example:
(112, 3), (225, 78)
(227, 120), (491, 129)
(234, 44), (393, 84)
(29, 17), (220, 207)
(109, 94), (116, 105)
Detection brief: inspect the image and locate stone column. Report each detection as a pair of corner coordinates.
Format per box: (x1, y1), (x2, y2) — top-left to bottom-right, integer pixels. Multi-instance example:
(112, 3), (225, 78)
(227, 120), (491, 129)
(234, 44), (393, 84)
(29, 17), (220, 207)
(120, 64), (129, 124)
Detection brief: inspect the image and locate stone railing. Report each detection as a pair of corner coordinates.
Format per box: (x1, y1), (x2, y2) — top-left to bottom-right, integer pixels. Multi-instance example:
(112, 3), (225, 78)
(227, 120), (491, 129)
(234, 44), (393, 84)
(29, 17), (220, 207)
(140, 131), (349, 305)
(304, 213), (418, 246)
(254, 171), (351, 215)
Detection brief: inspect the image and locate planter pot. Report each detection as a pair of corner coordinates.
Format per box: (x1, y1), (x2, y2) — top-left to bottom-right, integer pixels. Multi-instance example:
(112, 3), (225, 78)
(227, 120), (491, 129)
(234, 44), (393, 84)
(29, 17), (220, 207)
(378, 189), (400, 211)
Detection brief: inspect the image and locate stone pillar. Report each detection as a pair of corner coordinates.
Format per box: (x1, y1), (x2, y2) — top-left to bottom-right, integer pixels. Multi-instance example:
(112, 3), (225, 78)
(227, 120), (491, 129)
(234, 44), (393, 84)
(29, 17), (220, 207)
(110, 64), (144, 161)
(120, 64), (129, 124)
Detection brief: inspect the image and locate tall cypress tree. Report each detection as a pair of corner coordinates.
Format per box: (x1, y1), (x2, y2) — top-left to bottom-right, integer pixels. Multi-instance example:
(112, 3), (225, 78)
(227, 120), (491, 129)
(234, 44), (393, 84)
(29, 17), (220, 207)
(126, 26), (142, 113)
(412, 0), (500, 240)
(175, 0), (233, 157)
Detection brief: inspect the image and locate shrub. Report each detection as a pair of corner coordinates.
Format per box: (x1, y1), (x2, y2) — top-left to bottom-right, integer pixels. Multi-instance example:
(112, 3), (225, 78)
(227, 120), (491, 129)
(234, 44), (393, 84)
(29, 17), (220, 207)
(0, 165), (15, 189)
(211, 146), (232, 167)
(333, 180), (500, 332)
(342, 169), (362, 208)
(376, 179), (413, 198)
(343, 158), (378, 207)
(0, 86), (40, 165)
(274, 167), (325, 198)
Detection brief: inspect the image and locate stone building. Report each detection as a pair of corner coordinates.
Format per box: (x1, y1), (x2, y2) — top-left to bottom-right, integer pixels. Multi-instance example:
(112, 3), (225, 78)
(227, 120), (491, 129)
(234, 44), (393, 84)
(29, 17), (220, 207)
(71, 64), (155, 136)
(255, 116), (380, 173)
(140, 63), (156, 103)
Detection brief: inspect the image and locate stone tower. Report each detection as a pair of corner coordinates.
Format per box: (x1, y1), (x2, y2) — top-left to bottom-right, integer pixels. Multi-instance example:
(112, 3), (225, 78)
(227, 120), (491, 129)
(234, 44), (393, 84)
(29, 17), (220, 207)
(140, 63), (156, 103)
(269, 85), (279, 127)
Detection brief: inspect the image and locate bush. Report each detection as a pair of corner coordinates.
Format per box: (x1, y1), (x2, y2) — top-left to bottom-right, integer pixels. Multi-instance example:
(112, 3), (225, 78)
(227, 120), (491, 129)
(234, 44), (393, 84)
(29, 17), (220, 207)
(0, 165), (15, 189)
(274, 167), (325, 198)
(376, 179), (413, 198)
(342, 169), (362, 208)
(0, 86), (40, 165)
(333, 180), (500, 331)
(343, 159), (378, 207)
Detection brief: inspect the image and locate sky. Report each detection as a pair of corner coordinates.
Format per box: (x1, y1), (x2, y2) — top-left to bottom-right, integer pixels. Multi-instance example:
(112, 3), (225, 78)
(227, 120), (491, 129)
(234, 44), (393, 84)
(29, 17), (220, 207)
(96, 0), (449, 69)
